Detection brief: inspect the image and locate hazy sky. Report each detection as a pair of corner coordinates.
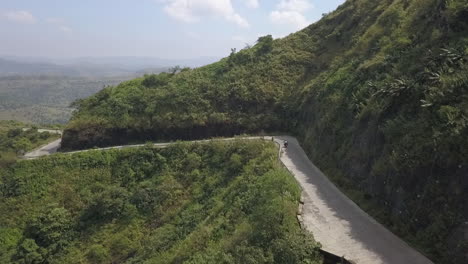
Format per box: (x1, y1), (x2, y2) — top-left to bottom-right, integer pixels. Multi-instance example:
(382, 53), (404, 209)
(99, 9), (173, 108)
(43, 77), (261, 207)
(0, 0), (344, 59)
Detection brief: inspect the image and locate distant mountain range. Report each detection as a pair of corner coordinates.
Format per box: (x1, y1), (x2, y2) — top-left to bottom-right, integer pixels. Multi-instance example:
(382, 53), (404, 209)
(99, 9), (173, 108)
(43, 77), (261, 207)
(0, 58), (132, 77)
(58, 56), (220, 70)
(0, 56), (220, 77)
(0, 55), (220, 124)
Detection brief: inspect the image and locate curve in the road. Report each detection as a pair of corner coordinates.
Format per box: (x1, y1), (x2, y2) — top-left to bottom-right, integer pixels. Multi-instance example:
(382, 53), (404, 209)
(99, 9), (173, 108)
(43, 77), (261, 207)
(24, 136), (433, 264)
(276, 136), (432, 264)
(23, 139), (62, 159)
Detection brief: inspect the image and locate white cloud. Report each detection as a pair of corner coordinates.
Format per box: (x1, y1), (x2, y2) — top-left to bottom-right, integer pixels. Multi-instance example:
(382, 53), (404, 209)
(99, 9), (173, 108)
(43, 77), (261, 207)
(245, 0), (259, 9)
(46, 17), (65, 24)
(3, 10), (36, 24)
(270, 11), (309, 29)
(186, 31), (200, 38)
(59, 25), (72, 33)
(45, 17), (72, 33)
(277, 0), (312, 12)
(270, 0), (312, 30)
(161, 0), (249, 27)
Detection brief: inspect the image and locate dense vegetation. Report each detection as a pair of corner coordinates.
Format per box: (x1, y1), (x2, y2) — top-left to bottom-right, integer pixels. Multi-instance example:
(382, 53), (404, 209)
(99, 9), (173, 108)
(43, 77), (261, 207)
(0, 140), (321, 263)
(296, 1), (468, 262)
(0, 75), (133, 124)
(0, 120), (59, 166)
(61, 0), (468, 262)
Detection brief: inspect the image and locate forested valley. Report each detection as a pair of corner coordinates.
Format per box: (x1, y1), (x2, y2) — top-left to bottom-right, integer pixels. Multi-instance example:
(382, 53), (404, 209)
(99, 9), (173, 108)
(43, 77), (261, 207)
(0, 75), (134, 124)
(61, 0), (468, 262)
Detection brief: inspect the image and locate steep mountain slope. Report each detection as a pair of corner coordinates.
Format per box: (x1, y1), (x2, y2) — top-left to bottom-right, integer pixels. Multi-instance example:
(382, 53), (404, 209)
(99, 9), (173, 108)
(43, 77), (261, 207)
(62, 0), (382, 149)
(295, 1), (468, 263)
(62, 0), (468, 262)
(0, 141), (321, 263)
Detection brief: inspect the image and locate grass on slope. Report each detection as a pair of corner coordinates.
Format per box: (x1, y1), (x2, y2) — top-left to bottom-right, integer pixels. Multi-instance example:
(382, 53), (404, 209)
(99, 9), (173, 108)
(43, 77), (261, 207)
(0, 140), (322, 264)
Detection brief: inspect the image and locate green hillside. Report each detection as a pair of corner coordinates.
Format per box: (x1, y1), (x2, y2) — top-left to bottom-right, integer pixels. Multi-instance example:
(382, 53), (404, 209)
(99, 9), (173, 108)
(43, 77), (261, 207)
(62, 0), (468, 262)
(0, 140), (321, 263)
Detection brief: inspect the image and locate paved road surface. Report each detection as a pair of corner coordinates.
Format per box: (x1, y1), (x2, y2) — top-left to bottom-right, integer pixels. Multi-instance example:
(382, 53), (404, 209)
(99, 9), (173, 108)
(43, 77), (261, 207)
(23, 139), (61, 159)
(22, 128), (62, 134)
(24, 136), (433, 264)
(276, 136), (432, 264)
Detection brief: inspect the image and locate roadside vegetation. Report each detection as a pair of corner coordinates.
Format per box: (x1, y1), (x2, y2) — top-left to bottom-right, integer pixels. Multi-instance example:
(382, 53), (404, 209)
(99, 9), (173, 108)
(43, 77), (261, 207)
(0, 120), (60, 167)
(0, 140), (322, 264)
(61, 0), (468, 262)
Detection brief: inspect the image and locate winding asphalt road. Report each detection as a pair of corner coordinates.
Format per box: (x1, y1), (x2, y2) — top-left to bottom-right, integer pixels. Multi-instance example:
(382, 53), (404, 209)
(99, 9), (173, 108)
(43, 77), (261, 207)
(23, 139), (62, 159)
(24, 136), (433, 264)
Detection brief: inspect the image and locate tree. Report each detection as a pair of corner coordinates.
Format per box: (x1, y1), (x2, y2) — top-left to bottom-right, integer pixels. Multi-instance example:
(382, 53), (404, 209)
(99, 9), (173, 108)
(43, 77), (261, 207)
(7, 128), (22, 138)
(86, 244), (110, 264)
(25, 205), (74, 254)
(14, 239), (45, 264)
(13, 138), (31, 155)
(169, 65), (182, 75)
(256, 35), (274, 55)
(271, 230), (322, 264)
(82, 186), (135, 222)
